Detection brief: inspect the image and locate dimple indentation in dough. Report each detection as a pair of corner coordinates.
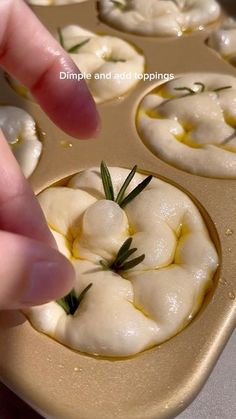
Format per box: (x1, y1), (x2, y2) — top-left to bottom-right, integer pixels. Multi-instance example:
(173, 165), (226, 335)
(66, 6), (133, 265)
(137, 73), (236, 179)
(98, 0), (221, 37)
(7, 24), (145, 104)
(25, 167), (218, 357)
(0, 106), (42, 178)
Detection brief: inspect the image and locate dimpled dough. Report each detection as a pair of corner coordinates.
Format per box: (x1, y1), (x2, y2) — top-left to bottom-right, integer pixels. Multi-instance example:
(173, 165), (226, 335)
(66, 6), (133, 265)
(9, 25), (144, 104)
(209, 18), (236, 67)
(137, 73), (236, 179)
(25, 167), (218, 357)
(58, 25), (144, 102)
(0, 106), (42, 178)
(98, 0), (221, 37)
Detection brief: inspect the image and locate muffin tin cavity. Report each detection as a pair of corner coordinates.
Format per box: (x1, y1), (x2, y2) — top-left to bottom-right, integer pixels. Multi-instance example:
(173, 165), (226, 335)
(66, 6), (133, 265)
(98, 0), (222, 37)
(136, 73), (236, 178)
(25, 166), (218, 357)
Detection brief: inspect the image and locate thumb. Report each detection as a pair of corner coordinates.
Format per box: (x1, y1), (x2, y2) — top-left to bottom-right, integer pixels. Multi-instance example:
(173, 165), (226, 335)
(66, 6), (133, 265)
(0, 231), (75, 310)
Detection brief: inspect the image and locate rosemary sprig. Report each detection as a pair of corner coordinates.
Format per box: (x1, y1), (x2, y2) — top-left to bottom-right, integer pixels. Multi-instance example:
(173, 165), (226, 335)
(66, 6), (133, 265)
(213, 86), (232, 93)
(174, 82), (232, 96)
(174, 86), (195, 95)
(120, 255), (145, 271)
(101, 161), (115, 201)
(57, 27), (125, 62)
(174, 82), (206, 95)
(68, 38), (90, 53)
(100, 237), (145, 272)
(100, 161), (152, 208)
(109, 58), (126, 63)
(57, 28), (90, 53)
(57, 283), (93, 315)
(120, 175), (152, 208)
(116, 165), (137, 205)
(194, 82), (205, 92)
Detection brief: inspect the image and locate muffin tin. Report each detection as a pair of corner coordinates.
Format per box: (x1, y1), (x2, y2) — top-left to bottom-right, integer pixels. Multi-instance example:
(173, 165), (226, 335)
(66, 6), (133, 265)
(0, 1), (236, 418)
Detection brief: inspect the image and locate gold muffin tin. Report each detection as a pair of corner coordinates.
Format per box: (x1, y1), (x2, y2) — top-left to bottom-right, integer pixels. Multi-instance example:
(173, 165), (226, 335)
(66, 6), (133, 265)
(0, 1), (236, 418)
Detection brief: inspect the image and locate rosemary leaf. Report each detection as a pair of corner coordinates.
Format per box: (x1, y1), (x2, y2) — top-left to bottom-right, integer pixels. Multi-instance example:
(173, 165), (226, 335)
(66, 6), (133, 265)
(175, 83), (232, 96)
(65, 289), (78, 315)
(119, 254), (145, 271)
(57, 288), (77, 315)
(57, 297), (70, 315)
(115, 237), (132, 259)
(120, 175), (153, 208)
(213, 86), (232, 93)
(194, 82), (205, 92)
(114, 247), (138, 267)
(68, 38), (90, 53)
(109, 58), (126, 63)
(57, 28), (64, 48)
(99, 237), (145, 273)
(76, 283), (93, 307)
(116, 165), (137, 205)
(174, 86), (195, 95)
(100, 162), (152, 207)
(57, 284), (92, 315)
(101, 161), (115, 201)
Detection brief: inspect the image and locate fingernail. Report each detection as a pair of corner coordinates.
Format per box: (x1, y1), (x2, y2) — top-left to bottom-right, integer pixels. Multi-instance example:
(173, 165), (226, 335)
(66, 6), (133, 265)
(22, 259), (75, 305)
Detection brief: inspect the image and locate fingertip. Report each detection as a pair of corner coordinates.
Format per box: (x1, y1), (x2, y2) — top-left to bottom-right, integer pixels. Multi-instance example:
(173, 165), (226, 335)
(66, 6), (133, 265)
(77, 103), (101, 140)
(22, 253), (75, 307)
(0, 221), (75, 310)
(31, 58), (101, 140)
(63, 93), (101, 139)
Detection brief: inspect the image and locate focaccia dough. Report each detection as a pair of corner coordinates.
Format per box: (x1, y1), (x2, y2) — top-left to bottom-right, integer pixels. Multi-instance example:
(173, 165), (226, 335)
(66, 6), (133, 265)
(8, 25), (144, 104)
(0, 106), (42, 178)
(98, 0), (221, 37)
(208, 18), (236, 67)
(58, 25), (145, 102)
(137, 73), (236, 178)
(25, 167), (218, 357)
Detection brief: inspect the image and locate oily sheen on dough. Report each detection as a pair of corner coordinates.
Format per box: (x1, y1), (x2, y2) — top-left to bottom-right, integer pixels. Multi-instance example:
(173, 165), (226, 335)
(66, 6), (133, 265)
(57, 25), (145, 102)
(0, 106), (42, 178)
(137, 73), (236, 178)
(208, 18), (236, 67)
(98, 0), (221, 37)
(25, 167), (218, 357)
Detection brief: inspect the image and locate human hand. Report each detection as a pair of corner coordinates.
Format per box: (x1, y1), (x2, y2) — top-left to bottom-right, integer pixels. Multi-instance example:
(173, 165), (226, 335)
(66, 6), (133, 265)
(0, 0), (100, 309)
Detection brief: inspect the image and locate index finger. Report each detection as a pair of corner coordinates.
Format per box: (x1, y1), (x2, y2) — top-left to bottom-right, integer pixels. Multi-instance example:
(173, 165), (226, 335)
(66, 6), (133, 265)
(0, 0), (100, 139)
